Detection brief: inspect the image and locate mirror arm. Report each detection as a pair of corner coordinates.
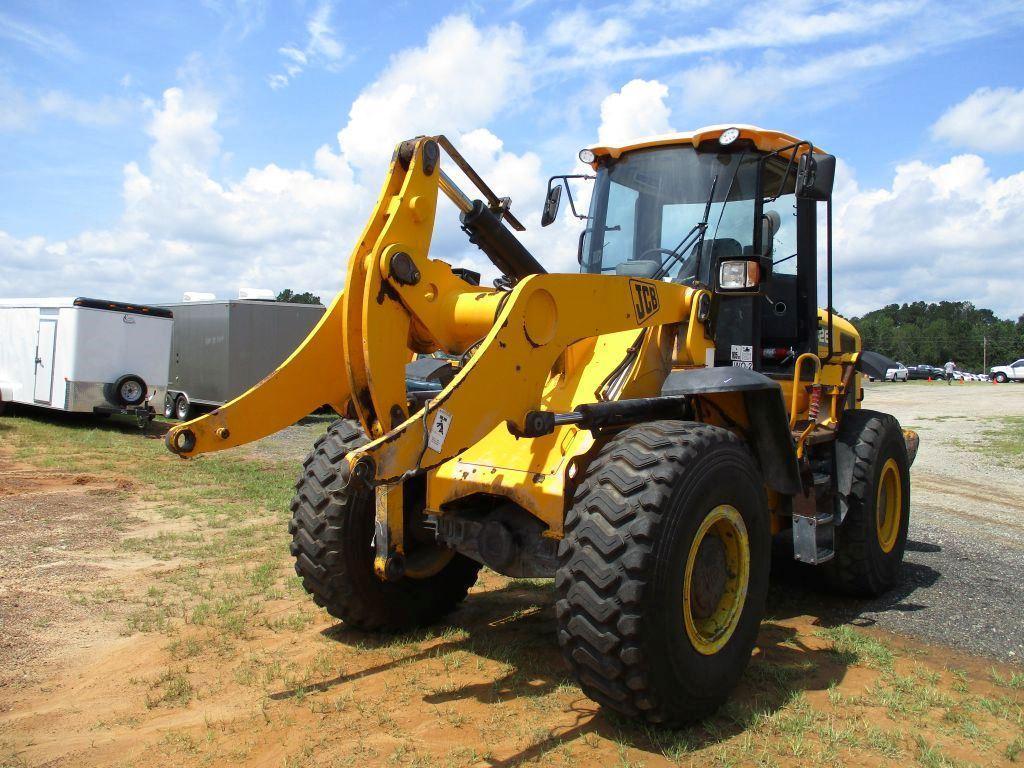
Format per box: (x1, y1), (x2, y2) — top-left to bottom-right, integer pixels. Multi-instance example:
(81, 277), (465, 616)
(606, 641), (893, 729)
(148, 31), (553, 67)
(546, 174), (594, 220)
(759, 140), (814, 202)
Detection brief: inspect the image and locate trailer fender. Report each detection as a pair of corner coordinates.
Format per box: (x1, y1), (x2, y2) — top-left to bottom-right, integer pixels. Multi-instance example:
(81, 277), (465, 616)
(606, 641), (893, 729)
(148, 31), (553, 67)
(662, 367), (803, 496)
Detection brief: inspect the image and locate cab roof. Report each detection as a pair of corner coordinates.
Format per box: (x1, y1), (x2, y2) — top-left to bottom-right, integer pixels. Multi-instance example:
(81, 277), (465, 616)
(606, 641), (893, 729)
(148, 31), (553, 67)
(587, 124), (823, 163)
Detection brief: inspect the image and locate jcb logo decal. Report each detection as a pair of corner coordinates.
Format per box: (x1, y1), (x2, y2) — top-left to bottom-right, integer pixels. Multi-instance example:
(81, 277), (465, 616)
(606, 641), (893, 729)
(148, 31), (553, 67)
(629, 279), (660, 323)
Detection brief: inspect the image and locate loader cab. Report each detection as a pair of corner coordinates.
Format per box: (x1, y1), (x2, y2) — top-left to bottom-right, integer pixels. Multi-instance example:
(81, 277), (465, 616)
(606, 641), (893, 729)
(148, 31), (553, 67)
(578, 130), (835, 373)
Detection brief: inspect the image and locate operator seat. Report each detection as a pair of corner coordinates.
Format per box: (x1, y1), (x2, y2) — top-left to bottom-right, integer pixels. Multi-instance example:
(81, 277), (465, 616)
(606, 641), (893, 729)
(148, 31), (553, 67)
(679, 237), (743, 285)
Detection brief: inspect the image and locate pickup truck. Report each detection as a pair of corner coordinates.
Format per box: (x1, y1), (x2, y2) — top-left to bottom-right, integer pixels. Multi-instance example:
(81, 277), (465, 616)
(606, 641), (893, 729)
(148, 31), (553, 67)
(991, 359), (1024, 383)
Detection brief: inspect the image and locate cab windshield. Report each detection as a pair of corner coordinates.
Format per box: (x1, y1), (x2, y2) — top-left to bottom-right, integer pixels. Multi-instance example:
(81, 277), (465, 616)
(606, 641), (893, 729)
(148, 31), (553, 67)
(581, 144), (788, 284)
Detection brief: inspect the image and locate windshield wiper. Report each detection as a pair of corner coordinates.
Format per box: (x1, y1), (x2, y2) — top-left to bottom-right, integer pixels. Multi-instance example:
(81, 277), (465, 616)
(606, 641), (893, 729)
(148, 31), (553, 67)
(653, 173), (719, 281)
(695, 149), (750, 285)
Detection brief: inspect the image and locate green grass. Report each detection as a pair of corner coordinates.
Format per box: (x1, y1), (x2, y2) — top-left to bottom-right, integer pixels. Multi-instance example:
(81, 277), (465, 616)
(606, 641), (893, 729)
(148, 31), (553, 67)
(817, 626), (895, 670)
(3, 413), (313, 648)
(145, 668), (194, 709)
(4, 410), (1023, 768)
(967, 416), (1024, 469)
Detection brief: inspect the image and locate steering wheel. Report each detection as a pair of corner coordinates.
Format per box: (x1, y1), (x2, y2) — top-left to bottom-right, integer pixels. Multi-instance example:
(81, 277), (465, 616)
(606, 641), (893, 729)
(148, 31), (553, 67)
(638, 248), (678, 261)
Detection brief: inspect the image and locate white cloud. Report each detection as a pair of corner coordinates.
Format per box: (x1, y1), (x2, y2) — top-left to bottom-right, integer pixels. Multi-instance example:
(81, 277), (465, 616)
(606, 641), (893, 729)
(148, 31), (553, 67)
(0, 86), (367, 303)
(336, 15), (529, 175)
(4, 9), (1020, 324)
(0, 76), (136, 132)
(0, 11), (78, 59)
(833, 155), (1024, 318)
(37, 91), (134, 127)
(547, 0), (924, 69)
(0, 15), (551, 303)
(546, 9), (632, 51)
(0, 76), (32, 131)
(268, 2), (344, 89)
(674, 42), (916, 122)
(597, 79), (672, 145)
(144, 88), (221, 172)
(932, 87), (1024, 153)
(201, 0), (267, 39)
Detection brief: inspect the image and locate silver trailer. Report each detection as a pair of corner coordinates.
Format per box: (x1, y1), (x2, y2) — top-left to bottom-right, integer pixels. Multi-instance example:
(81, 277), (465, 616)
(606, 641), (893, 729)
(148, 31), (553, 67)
(158, 299), (325, 420)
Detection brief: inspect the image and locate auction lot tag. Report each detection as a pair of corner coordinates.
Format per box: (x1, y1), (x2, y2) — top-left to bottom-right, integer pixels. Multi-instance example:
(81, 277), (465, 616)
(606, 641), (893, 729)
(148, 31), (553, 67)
(731, 344), (753, 369)
(428, 408), (452, 452)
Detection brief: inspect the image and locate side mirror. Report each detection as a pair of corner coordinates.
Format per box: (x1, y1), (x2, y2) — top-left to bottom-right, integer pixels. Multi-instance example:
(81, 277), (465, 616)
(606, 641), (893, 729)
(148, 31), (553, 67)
(540, 183), (562, 227)
(760, 210), (781, 257)
(717, 259), (761, 294)
(796, 152), (836, 201)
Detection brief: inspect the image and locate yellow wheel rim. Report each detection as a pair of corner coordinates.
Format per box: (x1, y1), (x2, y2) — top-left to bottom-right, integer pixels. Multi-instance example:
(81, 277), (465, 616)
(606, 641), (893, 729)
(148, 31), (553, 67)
(876, 458), (902, 553)
(683, 505), (750, 656)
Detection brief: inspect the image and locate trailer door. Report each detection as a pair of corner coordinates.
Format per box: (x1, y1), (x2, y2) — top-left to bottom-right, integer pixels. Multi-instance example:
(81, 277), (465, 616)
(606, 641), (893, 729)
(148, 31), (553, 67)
(33, 318), (57, 404)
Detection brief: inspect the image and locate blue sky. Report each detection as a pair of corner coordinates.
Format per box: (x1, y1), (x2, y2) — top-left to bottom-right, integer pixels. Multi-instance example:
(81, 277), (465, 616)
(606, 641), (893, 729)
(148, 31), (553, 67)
(2, 0), (1023, 318)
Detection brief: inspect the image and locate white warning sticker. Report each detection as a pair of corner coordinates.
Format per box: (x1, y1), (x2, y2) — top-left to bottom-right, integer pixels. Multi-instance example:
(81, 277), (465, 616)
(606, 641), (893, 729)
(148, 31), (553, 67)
(730, 345), (753, 362)
(731, 344), (753, 369)
(427, 408), (452, 453)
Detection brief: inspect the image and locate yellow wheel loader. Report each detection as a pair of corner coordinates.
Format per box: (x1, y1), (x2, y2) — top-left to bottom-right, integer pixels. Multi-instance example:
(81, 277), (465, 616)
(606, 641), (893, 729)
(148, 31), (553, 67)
(166, 126), (919, 725)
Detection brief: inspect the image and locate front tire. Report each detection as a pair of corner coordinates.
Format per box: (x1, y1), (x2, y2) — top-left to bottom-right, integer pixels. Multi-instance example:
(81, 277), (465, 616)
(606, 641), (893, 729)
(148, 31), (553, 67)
(289, 419), (480, 631)
(556, 421), (770, 725)
(825, 409), (910, 597)
(163, 394), (175, 420)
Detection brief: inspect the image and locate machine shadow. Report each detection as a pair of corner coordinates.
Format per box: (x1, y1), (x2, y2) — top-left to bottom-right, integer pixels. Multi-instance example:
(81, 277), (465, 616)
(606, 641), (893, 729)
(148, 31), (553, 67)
(767, 534), (941, 628)
(276, 577), (852, 762)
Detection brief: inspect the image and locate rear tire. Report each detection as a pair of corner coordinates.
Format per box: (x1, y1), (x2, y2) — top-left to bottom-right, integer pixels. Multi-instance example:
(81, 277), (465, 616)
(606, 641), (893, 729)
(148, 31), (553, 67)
(289, 419), (480, 631)
(174, 394), (191, 421)
(825, 409), (910, 597)
(556, 421), (770, 725)
(163, 394), (175, 420)
(994, 372), (1008, 383)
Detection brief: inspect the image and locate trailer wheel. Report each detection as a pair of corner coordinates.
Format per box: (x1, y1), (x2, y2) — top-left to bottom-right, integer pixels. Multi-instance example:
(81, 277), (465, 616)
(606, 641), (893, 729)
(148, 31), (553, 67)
(289, 419), (480, 631)
(114, 374), (147, 406)
(174, 394), (191, 421)
(556, 421), (770, 725)
(825, 410), (910, 597)
(163, 394), (175, 419)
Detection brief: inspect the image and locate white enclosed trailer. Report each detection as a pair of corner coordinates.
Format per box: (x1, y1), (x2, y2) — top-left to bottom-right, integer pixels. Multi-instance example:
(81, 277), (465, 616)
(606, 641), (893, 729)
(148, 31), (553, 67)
(0, 297), (173, 423)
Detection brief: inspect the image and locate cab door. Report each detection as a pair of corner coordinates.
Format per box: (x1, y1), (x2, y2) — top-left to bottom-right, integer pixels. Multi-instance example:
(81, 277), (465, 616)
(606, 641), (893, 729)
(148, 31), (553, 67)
(33, 318), (57, 404)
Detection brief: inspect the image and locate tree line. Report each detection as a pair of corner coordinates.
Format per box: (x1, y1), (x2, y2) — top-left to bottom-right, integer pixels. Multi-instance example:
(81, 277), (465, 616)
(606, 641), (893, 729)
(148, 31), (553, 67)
(850, 301), (1024, 372)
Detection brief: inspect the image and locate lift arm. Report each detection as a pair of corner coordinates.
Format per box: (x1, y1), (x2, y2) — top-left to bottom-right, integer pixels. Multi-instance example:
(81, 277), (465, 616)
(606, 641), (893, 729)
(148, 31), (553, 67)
(165, 137), (697, 477)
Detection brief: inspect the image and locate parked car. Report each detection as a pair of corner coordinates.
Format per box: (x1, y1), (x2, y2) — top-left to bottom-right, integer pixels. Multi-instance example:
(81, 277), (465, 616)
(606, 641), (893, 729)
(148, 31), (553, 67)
(906, 365), (932, 380)
(991, 359), (1024, 383)
(885, 362), (909, 381)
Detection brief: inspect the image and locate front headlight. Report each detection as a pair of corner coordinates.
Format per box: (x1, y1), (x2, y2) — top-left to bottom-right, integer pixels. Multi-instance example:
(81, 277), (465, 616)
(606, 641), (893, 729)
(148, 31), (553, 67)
(718, 260), (760, 291)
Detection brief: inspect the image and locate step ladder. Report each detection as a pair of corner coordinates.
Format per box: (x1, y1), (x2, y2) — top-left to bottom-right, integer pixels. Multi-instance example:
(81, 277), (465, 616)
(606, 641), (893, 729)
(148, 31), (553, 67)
(792, 471), (835, 564)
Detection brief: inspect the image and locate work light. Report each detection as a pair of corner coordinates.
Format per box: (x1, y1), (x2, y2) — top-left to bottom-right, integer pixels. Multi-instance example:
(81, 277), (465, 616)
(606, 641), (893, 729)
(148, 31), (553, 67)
(719, 127), (740, 146)
(719, 259), (760, 290)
